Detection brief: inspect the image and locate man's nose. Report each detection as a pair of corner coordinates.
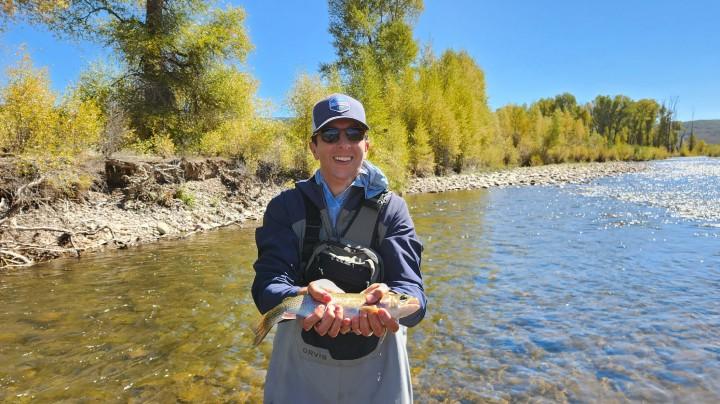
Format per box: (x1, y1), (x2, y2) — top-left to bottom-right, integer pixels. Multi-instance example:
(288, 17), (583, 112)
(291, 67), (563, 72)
(335, 131), (352, 146)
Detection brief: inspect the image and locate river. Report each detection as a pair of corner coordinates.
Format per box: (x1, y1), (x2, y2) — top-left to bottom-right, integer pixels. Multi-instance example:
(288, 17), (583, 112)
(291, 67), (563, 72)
(1, 157), (719, 402)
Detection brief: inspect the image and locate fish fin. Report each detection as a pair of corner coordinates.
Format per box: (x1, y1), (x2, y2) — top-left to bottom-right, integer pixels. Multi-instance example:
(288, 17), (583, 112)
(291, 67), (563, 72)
(252, 305), (283, 346)
(281, 312), (297, 320)
(252, 295), (304, 346)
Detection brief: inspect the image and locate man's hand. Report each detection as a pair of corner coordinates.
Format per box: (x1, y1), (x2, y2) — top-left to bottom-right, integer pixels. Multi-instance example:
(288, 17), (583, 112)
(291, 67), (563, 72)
(299, 279), (350, 338)
(350, 283), (400, 337)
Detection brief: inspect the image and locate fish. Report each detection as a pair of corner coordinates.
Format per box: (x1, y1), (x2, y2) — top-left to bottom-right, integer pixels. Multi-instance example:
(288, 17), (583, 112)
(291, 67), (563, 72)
(252, 293), (421, 346)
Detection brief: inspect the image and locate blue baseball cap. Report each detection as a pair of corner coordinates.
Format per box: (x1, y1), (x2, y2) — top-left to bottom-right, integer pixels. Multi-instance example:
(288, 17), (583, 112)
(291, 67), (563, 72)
(312, 93), (370, 133)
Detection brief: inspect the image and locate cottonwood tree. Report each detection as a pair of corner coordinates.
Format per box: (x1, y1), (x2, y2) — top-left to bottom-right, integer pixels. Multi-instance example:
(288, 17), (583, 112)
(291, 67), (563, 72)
(324, 0), (423, 81)
(11, 0), (258, 149)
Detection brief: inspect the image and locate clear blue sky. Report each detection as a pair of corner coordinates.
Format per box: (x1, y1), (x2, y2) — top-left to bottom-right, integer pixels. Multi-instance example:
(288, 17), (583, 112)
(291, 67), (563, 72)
(1, 0), (718, 121)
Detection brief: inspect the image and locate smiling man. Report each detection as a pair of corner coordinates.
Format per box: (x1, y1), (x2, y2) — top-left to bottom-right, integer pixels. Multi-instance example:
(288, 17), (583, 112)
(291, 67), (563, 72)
(252, 93), (426, 403)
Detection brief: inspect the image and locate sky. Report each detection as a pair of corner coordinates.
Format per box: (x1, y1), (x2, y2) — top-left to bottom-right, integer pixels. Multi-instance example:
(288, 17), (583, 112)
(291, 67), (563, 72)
(1, 0), (719, 121)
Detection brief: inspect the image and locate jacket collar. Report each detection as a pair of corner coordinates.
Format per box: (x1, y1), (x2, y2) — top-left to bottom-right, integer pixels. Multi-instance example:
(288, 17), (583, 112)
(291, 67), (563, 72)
(297, 160), (388, 205)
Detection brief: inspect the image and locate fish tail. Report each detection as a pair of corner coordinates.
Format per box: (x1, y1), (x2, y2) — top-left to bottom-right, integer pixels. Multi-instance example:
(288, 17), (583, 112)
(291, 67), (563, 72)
(252, 296), (303, 346)
(252, 305), (282, 346)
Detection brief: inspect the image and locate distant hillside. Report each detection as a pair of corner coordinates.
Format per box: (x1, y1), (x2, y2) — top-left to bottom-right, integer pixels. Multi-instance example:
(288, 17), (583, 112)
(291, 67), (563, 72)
(681, 120), (720, 144)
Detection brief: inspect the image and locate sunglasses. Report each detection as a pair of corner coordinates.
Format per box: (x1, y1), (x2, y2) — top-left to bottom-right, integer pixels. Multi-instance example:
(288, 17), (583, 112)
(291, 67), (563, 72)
(315, 127), (367, 143)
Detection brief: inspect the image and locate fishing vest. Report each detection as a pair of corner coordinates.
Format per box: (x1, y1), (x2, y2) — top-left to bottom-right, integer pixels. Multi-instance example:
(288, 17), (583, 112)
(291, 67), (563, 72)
(294, 186), (391, 360)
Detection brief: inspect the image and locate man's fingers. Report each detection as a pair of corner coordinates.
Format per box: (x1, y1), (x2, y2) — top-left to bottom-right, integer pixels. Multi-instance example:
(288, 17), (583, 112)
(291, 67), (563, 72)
(340, 317), (352, 334)
(351, 314), (361, 335)
(327, 306), (344, 338)
(308, 286), (331, 304)
(303, 304), (325, 331)
(363, 283), (390, 304)
(314, 303), (337, 336)
(379, 309), (400, 333)
(359, 311), (372, 337)
(307, 279), (345, 304)
(368, 311), (385, 337)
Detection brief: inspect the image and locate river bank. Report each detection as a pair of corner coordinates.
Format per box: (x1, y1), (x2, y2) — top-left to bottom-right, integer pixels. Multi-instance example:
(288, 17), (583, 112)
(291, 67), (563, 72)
(405, 161), (647, 193)
(0, 159), (646, 269)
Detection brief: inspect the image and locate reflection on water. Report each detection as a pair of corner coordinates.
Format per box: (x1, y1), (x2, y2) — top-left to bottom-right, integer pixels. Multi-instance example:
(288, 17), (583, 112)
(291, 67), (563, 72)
(0, 229), (268, 402)
(406, 157), (720, 402)
(2, 157), (720, 402)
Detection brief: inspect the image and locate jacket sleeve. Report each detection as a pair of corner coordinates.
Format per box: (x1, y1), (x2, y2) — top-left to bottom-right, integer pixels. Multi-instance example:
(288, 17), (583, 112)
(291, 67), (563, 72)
(251, 191), (303, 314)
(378, 195), (426, 327)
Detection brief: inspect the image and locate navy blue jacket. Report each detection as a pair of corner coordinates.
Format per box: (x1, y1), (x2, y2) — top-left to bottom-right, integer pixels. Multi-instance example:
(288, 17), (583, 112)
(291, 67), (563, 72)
(252, 177), (426, 327)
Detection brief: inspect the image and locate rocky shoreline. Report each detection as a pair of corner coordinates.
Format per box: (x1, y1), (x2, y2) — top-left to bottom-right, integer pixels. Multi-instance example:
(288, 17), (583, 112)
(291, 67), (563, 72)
(405, 161), (648, 193)
(0, 159), (647, 269)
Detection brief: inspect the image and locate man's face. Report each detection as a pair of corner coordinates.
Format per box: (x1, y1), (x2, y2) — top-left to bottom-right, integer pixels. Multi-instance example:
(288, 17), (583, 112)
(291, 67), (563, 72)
(310, 118), (369, 192)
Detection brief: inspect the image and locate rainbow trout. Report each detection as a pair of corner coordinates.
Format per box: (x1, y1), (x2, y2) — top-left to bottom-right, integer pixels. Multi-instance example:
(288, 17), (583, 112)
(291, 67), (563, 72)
(252, 293), (420, 346)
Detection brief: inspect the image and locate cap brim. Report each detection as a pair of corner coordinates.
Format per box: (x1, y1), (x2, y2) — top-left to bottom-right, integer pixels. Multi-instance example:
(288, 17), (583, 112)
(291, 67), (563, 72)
(314, 116), (370, 133)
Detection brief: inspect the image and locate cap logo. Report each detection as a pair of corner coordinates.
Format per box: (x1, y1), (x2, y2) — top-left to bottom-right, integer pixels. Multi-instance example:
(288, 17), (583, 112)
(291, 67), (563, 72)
(328, 96), (350, 113)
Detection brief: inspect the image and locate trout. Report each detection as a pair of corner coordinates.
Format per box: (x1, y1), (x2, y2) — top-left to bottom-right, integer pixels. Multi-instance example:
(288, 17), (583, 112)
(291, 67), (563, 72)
(252, 293), (420, 346)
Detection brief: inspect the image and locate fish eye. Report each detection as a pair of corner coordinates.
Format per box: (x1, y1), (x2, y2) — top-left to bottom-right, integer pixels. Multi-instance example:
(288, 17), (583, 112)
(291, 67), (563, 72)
(400, 295), (408, 301)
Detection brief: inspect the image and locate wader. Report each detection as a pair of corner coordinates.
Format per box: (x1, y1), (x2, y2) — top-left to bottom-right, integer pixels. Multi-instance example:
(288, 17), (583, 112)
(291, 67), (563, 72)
(264, 186), (412, 403)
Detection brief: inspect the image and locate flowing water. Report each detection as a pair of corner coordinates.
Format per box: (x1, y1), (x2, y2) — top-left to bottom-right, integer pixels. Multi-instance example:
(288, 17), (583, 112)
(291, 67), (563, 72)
(1, 157), (719, 402)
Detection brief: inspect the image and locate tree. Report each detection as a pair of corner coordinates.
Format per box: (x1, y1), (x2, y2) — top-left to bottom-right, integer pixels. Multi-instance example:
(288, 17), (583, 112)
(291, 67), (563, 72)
(536, 93), (580, 117)
(408, 117), (433, 176)
(591, 95), (632, 144)
(18, 0), (257, 148)
(436, 50), (493, 170)
(655, 98), (680, 151)
(0, 0), (67, 27)
(496, 104), (530, 148)
(416, 50), (458, 173)
(324, 0), (423, 81)
(0, 53), (102, 156)
(626, 99), (659, 146)
(285, 72), (341, 175)
(688, 132), (696, 151)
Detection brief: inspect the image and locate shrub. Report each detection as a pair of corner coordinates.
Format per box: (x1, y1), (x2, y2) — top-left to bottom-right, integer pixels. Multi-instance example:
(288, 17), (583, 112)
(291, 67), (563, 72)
(0, 53), (103, 157)
(174, 186), (196, 208)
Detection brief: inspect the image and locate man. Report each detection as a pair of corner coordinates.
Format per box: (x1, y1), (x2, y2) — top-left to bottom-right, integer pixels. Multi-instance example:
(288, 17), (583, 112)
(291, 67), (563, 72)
(252, 93), (426, 403)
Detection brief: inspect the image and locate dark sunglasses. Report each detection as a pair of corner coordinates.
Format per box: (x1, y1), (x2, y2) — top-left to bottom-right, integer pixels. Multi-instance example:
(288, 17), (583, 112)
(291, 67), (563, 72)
(315, 127), (367, 143)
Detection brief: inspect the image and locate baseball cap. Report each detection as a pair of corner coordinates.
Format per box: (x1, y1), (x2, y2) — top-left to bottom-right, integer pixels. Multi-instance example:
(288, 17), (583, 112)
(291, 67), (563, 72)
(312, 93), (370, 133)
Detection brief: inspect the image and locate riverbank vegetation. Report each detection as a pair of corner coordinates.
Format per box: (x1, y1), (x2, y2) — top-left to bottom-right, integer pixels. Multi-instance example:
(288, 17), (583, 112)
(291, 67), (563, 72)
(1, 0), (719, 198)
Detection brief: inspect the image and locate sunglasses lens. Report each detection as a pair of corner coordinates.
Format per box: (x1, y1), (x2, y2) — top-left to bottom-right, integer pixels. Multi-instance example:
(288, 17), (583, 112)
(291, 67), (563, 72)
(319, 128), (340, 143)
(345, 128), (366, 141)
(317, 127), (366, 143)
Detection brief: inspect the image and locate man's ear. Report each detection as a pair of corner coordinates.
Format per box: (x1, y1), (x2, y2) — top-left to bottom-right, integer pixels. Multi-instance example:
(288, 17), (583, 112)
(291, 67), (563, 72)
(310, 140), (319, 159)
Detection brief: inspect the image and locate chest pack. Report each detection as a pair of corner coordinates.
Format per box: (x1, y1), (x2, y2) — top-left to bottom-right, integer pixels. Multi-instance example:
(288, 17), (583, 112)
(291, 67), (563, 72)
(299, 189), (389, 293)
(295, 188), (391, 360)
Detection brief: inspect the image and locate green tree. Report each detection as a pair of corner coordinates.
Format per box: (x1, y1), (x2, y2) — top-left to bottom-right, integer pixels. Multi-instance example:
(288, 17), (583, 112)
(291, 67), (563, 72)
(591, 94), (632, 144)
(655, 101), (680, 151)
(408, 117), (434, 176)
(285, 72), (341, 175)
(535, 93), (575, 116)
(0, 53), (102, 156)
(325, 0), (423, 81)
(23, 0), (257, 149)
(626, 99), (660, 146)
(0, 0), (67, 27)
(436, 50), (493, 170)
(496, 104), (530, 148)
(417, 50), (458, 173)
